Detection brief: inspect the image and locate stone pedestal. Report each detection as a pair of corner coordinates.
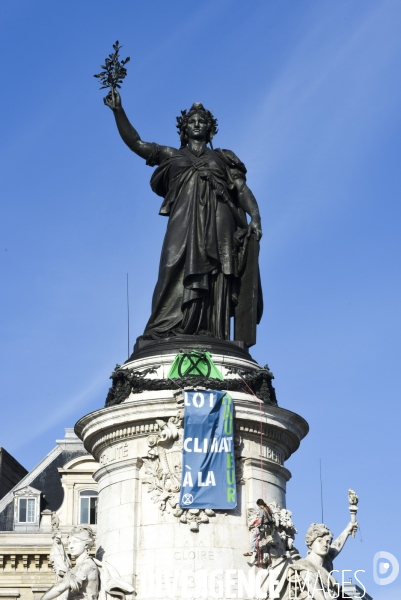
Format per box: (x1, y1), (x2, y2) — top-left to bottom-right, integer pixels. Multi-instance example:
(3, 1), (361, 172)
(75, 342), (308, 598)
(39, 510), (52, 532)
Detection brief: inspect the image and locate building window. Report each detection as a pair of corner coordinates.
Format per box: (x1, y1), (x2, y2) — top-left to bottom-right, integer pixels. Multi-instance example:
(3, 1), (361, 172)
(13, 486), (41, 531)
(79, 490), (98, 524)
(18, 497), (36, 523)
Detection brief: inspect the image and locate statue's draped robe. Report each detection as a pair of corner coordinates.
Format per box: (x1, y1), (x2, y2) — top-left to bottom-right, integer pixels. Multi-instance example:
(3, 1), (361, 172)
(64, 555), (99, 600)
(144, 146), (255, 340)
(284, 557), (340, 600)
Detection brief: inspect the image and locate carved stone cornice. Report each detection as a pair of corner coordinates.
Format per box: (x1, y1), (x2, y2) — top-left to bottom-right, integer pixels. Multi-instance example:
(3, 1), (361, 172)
(76, 394), (308, 462)
(92, 457), (143, 482)
(242, 456), (292, 481)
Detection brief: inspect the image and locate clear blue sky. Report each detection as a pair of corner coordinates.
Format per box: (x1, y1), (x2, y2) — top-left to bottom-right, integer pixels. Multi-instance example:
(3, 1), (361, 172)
(1, 1), (400, 597)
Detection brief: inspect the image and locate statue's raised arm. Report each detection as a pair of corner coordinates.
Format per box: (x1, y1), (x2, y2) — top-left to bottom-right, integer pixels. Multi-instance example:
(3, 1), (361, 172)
(104, 89), (178, 164)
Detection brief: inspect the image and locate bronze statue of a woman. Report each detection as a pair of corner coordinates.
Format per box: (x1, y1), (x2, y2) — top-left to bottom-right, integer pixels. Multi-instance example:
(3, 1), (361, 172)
(105, 90), (263, 346)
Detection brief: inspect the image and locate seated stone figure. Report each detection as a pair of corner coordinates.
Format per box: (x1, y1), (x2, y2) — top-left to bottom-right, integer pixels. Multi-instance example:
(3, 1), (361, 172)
(41, 526), (134, 600)
(285, 521), (358, 600)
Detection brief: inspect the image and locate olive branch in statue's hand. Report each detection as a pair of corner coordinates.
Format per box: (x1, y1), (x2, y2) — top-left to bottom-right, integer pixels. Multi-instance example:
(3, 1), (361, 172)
(94, 41), (130, 109)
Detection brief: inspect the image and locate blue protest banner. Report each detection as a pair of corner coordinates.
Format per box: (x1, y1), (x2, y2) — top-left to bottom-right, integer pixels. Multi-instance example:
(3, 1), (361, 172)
(179, 390), (236, 510)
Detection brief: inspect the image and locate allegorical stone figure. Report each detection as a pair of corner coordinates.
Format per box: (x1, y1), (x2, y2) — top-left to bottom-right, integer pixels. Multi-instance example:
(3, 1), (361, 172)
(284, 521), (358, 600)
(41, 525), (134, 600)
(104, 90), (263, 344)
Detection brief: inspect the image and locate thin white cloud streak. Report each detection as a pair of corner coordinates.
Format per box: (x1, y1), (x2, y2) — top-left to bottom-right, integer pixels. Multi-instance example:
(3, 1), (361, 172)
(244, 0), (400, 174)
(235, 0), (401, 260)
(12, 371), (107, 450)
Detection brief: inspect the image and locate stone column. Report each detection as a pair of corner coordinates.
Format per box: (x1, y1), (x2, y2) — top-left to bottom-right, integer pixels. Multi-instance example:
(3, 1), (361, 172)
(92, 458), (141, 580)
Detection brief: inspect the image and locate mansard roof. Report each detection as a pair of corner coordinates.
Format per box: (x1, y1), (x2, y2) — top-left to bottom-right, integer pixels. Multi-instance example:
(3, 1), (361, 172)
(0, 429), (89, 531)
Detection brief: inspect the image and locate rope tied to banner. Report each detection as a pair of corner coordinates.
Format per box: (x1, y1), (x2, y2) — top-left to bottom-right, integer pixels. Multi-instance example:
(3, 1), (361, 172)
(239, 375), (270, 570)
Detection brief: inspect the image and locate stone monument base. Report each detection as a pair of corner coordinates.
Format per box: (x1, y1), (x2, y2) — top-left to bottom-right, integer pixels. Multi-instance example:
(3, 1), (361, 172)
(75, 341), (308, 598)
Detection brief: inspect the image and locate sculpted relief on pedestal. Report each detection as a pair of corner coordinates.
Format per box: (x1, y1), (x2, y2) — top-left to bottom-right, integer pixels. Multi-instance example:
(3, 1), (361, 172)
(142, 413), (183, 514)
(141, 393), (244, 531)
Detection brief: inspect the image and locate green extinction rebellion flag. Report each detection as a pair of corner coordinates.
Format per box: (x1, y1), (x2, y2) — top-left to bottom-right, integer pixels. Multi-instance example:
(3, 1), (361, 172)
(168, 352), (224, 380)
(179, 390), (236, 510)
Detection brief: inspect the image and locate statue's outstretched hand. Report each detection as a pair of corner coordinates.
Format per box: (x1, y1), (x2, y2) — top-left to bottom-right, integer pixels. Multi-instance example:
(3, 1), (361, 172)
(247, 219), (263, 241)
(347, 521), (358, 536)
(104, 88), (122, 111)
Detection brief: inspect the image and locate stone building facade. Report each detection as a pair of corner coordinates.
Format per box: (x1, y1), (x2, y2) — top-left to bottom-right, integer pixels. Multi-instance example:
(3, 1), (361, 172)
(0, 429), (99, 600)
